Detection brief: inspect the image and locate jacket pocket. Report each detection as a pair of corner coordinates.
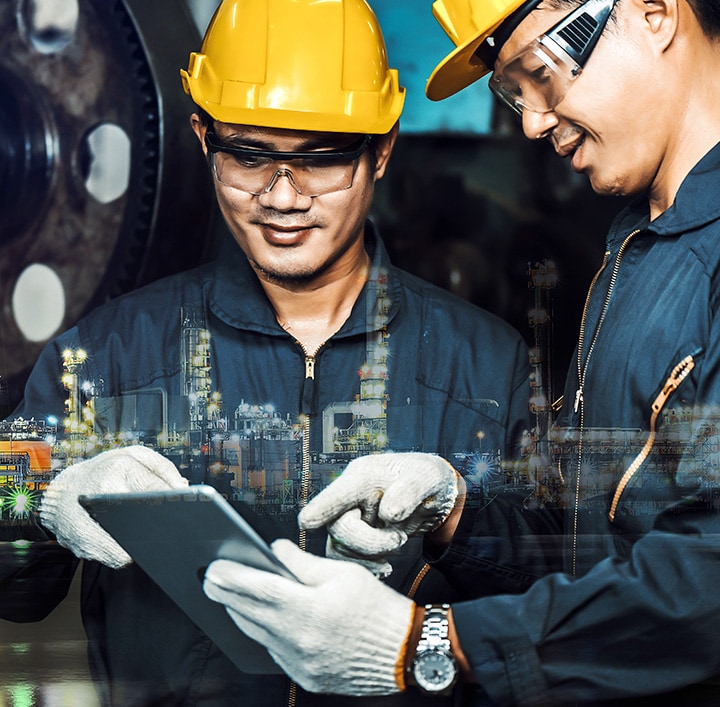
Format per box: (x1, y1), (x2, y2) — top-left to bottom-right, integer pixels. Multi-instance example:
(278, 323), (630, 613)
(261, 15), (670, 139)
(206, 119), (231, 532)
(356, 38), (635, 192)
(609, 351), (699, 521)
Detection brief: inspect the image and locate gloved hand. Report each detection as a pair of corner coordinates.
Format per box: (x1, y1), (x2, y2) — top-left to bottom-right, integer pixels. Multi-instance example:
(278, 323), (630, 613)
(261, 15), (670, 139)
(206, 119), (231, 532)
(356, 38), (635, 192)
(324, 507), (396, 578)
(204, 539), (414, 695)
(39, 445), (188, 569)
(298, 453), (459, 572)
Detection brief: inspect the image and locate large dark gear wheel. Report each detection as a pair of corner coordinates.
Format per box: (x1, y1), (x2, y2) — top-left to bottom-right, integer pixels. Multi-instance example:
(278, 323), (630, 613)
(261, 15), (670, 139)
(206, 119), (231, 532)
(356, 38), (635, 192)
(0, 0), (217, 415)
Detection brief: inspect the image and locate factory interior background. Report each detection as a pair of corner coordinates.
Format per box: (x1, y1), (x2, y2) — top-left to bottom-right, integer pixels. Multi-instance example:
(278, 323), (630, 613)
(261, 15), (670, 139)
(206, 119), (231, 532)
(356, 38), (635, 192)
(0, 0), (624, 703)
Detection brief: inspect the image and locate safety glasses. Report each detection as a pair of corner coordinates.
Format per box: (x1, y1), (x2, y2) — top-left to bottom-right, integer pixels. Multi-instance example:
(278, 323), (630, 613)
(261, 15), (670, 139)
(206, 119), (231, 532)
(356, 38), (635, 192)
(489, 0), (618, 117)
(204, 129), (372, 197)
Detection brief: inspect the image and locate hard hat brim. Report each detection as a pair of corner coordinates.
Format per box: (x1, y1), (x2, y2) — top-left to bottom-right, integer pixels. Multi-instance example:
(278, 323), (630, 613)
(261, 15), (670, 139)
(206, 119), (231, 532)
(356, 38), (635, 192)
(425, 34), (493, 101)
(425, 0), (533, 101)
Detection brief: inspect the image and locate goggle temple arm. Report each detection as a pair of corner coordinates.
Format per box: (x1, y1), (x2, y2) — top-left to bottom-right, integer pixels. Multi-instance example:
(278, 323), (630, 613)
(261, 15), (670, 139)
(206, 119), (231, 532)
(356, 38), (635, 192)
(546, 0), (618, 66)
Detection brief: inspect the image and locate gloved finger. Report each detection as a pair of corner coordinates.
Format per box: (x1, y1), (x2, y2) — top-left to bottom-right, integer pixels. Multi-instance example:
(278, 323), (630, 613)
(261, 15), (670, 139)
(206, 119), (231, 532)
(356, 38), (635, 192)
(298, 475), (381, 529)
(378, 463), (458, 524)
(85, 529), (133, 569)
(326, 536), (393, 578)
(203, 562), (304, 675)
(205, 558), (298, 605)
(218, 604), (295, 685)
(59, 512), (133, 569)
(122, 446), (189, 489)
(270, 537), (379, 588)
(328, 508), (407, 555)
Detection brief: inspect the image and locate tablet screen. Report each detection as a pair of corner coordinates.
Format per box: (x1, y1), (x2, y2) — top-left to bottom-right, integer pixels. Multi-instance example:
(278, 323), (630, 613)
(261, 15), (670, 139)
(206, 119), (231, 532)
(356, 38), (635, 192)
(79, 484), (296, 674)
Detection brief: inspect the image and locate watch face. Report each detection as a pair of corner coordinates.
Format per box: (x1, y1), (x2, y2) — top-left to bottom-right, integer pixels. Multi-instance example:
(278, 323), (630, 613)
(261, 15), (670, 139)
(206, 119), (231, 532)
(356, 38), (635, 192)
(413, 650), (457, 693)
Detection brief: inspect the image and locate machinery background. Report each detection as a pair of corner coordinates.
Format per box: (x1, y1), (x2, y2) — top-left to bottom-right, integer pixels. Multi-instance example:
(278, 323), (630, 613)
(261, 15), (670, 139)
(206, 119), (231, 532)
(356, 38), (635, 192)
(0, 0), (217, 417)
(0, 1), (218, 703)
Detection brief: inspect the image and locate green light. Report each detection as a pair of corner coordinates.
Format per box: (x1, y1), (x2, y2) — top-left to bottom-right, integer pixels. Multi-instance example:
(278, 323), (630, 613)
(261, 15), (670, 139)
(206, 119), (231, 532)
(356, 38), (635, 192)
(8, 683), (35, 707)
(6, 487), (38, 518)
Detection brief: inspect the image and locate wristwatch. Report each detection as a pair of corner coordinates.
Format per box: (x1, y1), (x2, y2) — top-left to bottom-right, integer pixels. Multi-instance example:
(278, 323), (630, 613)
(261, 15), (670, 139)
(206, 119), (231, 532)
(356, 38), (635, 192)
(409, 603), (459, 695)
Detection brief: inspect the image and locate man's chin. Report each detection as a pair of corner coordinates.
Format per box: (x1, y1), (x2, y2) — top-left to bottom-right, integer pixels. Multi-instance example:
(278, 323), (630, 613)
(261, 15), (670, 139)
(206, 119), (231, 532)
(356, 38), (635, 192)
(586, 173), (637, 199)
(252, 260), (325, 287)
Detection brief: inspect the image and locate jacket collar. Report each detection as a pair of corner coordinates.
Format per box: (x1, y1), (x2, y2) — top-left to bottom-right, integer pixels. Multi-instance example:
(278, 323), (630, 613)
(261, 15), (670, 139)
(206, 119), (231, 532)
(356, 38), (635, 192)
(608, 140), (720, 244)
(206, 221), (401, 337)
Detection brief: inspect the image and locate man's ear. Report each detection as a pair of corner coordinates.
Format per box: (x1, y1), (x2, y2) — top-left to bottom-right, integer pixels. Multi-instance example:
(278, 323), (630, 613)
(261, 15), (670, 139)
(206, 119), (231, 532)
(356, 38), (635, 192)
(372, 121), (399, 180)
(641, 0), (679, 51)
(190, 113), (208, 156)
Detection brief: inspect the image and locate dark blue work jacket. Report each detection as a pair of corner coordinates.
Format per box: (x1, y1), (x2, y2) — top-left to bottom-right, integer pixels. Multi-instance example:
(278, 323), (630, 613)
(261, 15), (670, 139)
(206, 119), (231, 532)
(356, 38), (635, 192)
(440, 142), (720, 705)
(1, 223), (530, 706)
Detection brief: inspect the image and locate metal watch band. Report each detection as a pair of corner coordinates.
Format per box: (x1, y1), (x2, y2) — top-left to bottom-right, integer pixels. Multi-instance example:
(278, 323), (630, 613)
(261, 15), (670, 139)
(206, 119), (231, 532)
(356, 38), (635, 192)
(417, 603), (452, 651)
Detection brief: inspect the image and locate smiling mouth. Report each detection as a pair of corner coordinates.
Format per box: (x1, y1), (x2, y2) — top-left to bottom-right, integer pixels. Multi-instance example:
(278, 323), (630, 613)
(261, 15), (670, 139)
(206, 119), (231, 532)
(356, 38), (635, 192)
(256, 223), (316, 247)
(259, 222), (315, 236)
(550, 125), (586, 159)
(556, 135), (585, 159)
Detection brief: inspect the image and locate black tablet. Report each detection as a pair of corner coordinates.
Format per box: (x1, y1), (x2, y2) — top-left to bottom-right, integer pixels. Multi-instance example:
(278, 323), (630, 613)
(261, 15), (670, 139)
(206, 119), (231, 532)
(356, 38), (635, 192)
(79, 484), (296, 674)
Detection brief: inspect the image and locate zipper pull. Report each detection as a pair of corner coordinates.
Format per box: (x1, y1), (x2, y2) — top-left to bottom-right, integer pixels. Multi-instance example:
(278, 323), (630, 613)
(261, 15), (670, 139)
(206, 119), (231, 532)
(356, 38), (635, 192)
(651, 355), (695, 413)
(301, 354), (316, 416)
(573, 387), (583, 414)
(609, 354), (695, 522)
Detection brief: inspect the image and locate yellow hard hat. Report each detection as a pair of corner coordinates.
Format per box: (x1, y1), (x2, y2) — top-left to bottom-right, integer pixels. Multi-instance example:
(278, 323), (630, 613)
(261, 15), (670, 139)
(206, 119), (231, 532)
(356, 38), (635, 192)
(180, 0), (405, 134)
(426, 0), (542, 101)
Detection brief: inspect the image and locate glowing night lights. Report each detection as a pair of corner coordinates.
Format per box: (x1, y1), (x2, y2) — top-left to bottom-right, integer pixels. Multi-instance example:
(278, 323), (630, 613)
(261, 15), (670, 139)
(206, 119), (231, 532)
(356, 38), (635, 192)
(2, 486), (38, 518)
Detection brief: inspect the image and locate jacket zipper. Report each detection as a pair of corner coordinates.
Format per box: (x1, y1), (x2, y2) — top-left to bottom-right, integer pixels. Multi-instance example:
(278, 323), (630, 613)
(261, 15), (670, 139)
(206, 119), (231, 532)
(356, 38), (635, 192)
(608, 355), (695, 522)
(288, 343), (429, 704)
(407, 563), (431, 599)
(299, 353), (316, 552)
(288, 349), (319, 707)
(572, 229), (640, 575)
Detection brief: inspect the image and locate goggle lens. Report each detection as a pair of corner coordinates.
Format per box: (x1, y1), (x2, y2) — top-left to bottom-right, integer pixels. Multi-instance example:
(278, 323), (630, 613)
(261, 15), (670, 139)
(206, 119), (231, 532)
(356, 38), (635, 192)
(490, 37), (582, 116)
(205, 131), (371, 197)
(212, 153), (361, 197)
(488, 0), (618, 118)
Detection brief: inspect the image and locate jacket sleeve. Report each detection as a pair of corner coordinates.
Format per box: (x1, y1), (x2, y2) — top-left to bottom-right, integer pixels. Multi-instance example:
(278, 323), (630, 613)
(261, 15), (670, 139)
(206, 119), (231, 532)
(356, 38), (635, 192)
(0, 526), (79, 622)
(10, 329), (80, 422)
(0, 330), (82, 622)
(447, 519), (720, 706)
(426, 485), (565, 600)
(432, 351), (720, 705)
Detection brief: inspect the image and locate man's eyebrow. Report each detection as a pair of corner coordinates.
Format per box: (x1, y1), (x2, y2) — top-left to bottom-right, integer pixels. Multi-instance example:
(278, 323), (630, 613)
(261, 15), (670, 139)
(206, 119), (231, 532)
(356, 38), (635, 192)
(216, 133), (348, 152)
(218, 134), (271, 149)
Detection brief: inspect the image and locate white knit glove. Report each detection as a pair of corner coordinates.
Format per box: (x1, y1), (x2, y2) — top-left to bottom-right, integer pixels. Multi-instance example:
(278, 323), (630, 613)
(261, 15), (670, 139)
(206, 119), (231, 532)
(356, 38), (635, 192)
(323, 507), (396, 578)
(298, 453), (459, 573)
(203, 539), (414, 695)
(39, 445), (189, 569)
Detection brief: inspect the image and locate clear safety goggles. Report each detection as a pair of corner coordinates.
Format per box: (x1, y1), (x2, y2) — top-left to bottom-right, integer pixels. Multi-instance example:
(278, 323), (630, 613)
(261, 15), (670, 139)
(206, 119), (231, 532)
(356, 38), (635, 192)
(489, 0), (618, 117)
(205, 129), (372, 197)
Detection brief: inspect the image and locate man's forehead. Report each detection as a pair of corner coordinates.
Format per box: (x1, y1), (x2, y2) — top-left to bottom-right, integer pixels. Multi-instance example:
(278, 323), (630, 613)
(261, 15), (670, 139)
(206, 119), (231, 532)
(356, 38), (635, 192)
(213, 123), (360, 150)
(495, 5), (568, 64)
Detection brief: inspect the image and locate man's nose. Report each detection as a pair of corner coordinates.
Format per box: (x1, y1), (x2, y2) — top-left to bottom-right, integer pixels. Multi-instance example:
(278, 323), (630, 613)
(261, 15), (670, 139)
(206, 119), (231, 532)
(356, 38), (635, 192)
(521, 108), (558, 141)
(258, 169), (312, 210)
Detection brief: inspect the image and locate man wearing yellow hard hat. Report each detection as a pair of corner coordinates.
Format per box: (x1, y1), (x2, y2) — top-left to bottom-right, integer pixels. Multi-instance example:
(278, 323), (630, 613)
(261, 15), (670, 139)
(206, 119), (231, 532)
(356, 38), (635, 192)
(0, 1), (532, 705)
(200, 0), (720, 704)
